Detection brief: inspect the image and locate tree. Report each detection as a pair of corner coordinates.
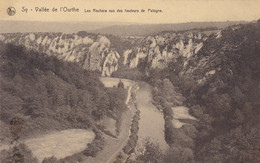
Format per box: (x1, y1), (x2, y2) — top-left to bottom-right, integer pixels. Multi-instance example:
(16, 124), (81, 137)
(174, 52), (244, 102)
(10, 116), (25, 142)
(117, 80), (124, 89)
(42, 156), (59, 163)
(136, 138), (163, 163)
(164, 146), (195, 163)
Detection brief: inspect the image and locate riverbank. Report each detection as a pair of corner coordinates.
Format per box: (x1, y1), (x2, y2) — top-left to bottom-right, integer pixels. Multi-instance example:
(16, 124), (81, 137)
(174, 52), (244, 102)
(149, 78), (199, 162)
(114, 81), (169, 162)
(98, 77), (169, 163)
(83, 77), (137, 163)
(122, 83), (140, 154)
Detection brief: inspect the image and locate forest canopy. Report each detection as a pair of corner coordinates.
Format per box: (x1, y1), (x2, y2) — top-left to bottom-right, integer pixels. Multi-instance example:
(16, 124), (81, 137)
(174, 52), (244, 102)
(0, 43), (127, 140)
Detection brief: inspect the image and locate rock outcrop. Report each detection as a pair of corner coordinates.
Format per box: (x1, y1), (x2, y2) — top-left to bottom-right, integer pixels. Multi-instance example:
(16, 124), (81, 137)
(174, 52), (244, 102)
(122, 30), (217, 71)
(0, 29), (219, 76)
(0, 33), (119, 76)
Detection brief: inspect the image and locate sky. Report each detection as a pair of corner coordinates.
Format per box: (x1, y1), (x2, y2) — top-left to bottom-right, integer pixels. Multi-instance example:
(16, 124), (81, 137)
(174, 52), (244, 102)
(0, 0), (260, 24)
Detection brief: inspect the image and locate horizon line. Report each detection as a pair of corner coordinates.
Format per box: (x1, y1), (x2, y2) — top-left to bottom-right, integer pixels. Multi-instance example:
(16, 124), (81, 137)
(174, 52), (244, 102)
(0, 19), (253, 25)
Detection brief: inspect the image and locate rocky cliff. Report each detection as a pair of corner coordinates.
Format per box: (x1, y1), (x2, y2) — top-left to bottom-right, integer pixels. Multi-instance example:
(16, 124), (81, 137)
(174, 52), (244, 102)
(121, 30), (220, 76)
(0, 29), (219, 77)
(0, 32), (119, 76)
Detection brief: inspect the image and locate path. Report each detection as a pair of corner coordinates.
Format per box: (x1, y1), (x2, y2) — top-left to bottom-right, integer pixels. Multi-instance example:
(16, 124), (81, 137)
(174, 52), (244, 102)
(84, 79), (137, 163)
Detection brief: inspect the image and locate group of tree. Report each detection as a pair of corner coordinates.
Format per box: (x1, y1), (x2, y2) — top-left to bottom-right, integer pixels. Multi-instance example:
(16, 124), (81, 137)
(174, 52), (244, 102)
(0, 42), (128, 162)
(145, 21), (260, 162)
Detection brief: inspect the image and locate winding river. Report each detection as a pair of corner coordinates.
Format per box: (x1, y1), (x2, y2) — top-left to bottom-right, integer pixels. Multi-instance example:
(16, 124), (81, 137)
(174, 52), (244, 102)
(100, 77), (168, 152)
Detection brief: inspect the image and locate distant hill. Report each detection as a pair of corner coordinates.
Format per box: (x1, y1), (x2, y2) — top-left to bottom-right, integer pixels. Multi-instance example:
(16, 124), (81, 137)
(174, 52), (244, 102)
(0, 20), (133, 34)
(0, 20), (248, 36)
(91, 21), (248, 36)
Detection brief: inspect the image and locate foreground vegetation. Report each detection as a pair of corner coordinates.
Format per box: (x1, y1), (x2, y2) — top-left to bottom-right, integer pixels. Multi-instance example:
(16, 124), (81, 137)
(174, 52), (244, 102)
(0, 43), (128, 162)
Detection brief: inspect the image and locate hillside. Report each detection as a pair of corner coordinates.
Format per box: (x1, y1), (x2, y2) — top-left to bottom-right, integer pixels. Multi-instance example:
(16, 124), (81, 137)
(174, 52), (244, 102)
(142, 21), (260, 162)
(0, 43), (127, 162)
(0, 20), (247, 36)
(92, 21), (248, 36)
(0, 21), (132, 34)
(0, 29), (216, 77)
(112, 28), (219, 80)
(179, 22), (260, 162)
(0, 32), (126, 76)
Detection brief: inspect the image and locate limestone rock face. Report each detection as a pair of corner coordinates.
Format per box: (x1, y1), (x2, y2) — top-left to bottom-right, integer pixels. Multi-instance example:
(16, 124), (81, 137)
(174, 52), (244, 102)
(0, 33), (119, 76)
(0, 30), (219, 76)
(122, 31), (213, 70)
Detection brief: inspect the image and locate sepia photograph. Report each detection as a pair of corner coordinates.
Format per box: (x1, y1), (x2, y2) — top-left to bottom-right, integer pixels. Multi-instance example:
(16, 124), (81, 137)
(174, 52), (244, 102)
(0, 0), (259, 162)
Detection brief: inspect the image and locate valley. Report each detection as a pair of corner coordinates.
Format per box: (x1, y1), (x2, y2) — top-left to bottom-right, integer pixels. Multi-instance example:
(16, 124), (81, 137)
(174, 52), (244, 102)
(0, 20), (259, 163)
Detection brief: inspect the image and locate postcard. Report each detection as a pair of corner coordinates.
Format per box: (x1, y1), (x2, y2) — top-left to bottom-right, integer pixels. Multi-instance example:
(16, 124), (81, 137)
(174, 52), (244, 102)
(0, 0), (259, 163)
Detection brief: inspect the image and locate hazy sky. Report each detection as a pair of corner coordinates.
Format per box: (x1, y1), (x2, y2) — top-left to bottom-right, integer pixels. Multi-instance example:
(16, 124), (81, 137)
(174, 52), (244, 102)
(0, 0), (260, 23)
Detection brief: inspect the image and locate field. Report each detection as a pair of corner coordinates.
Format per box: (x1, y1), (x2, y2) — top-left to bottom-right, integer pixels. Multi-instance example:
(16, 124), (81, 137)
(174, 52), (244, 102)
(171, 106), (197, 128)
(24, 129), (95, 162)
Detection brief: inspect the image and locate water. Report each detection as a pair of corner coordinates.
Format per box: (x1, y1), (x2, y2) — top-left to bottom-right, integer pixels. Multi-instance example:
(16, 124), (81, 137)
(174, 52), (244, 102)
(99, 77), (168, 151)
(136, 82), (168, 151)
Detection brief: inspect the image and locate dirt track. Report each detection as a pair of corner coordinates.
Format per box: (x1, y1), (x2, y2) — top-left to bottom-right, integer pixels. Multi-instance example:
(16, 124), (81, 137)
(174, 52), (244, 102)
(84, 78), (136, 163)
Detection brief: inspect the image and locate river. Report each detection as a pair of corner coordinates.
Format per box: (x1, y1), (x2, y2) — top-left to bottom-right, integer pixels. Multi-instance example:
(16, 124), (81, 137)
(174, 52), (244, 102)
(99, 77), (168, 157)
(136, 82), (168, 151)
